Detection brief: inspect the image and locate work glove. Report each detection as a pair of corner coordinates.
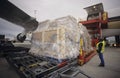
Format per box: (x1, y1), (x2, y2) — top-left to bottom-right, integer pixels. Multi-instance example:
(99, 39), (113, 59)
(96, 50), (100, 53)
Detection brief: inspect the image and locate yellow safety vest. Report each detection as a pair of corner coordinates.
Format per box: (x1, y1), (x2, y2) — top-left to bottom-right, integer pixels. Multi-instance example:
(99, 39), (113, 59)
(96, 40), (105, 53)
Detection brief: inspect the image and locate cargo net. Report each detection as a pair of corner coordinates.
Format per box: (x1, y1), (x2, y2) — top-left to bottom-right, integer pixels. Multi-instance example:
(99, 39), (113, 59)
(29, 16), (93, 63)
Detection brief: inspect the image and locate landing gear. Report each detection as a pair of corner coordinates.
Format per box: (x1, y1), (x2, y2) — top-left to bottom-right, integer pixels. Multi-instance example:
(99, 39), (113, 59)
(17, 33), (26, 42)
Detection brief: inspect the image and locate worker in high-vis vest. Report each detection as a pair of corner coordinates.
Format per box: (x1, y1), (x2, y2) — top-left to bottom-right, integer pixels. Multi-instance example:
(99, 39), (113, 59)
(96, 39), (106, 67)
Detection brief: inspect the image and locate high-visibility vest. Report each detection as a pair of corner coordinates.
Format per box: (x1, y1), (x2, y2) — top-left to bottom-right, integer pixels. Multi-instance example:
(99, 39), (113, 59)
(96, 40), (106, 53)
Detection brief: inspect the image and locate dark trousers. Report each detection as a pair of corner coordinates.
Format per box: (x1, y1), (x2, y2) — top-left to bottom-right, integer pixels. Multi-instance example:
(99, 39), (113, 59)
(98, 52), (105, 65)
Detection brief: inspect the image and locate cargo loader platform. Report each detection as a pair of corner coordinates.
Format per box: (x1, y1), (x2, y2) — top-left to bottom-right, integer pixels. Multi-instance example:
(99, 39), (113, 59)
(6, 50), (91, 78)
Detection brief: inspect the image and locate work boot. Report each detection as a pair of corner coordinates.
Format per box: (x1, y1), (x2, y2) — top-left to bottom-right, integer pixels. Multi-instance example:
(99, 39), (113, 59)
(98, 64), (105, 67)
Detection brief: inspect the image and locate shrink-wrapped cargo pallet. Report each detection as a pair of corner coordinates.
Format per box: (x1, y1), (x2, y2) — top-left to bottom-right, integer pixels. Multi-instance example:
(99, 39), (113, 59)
(78, 23), (93, 55)
(29, 16), (93, 62)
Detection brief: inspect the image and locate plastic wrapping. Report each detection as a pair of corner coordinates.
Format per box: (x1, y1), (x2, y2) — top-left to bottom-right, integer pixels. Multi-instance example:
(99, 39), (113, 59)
(78, 23), (93, 53)
(29, 16), (93, 60)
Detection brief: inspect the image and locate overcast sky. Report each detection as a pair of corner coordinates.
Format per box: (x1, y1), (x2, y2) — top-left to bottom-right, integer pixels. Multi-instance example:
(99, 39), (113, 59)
(9, 0), (120, 22)
(0, 18), (24, 39)
(0, 0), (120, 39)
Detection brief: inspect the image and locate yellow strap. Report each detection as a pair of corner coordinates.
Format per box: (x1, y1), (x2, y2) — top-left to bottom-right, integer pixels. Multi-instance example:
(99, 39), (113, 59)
(28, 63), (39, 68)
(80, 38), (83, 55)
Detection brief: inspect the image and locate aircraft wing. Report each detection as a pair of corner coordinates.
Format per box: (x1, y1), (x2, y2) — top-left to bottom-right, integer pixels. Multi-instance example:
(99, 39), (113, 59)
(0, 0), (38, 31)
